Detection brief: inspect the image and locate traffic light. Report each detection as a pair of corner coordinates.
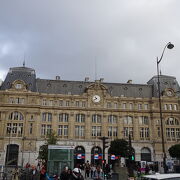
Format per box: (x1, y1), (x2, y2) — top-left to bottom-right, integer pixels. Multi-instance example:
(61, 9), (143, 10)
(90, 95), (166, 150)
(131, 155), (135, 161)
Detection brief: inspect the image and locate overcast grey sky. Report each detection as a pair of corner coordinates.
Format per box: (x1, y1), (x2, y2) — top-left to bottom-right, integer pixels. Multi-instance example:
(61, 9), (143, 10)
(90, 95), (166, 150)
(0, 0), (180, 84)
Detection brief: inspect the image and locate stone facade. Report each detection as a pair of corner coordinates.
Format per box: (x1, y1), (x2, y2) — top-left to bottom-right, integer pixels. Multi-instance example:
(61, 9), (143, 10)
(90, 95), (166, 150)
(0, 66), (180, 167)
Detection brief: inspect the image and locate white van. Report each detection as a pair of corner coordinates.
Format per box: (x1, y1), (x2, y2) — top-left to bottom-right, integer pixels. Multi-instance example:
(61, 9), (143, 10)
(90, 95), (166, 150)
(141, 173), (180, 180)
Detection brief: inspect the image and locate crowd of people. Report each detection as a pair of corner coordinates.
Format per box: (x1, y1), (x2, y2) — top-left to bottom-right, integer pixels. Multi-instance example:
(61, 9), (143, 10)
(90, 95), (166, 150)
(60, 161), (108, 180)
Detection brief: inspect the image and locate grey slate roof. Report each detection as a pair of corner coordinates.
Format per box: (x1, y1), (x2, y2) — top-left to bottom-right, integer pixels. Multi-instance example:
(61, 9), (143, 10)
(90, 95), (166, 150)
(36, 79), (153, 98)
(0, 67), (37, 92)
(147, 75), (180, 97)
(1, 66), (180, 98)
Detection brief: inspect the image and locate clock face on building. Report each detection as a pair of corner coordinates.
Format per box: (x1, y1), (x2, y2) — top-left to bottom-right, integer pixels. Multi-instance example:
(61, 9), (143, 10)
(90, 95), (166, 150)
(92, 95), (101, 103)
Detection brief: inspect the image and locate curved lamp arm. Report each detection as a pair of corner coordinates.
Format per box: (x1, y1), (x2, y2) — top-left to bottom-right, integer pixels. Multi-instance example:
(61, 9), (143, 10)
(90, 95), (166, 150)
(157, 42), (174, 64)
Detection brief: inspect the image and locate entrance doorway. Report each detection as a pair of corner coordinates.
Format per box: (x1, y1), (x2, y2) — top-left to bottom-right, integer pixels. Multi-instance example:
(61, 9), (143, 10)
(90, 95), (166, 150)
(6, 144), (19, 166)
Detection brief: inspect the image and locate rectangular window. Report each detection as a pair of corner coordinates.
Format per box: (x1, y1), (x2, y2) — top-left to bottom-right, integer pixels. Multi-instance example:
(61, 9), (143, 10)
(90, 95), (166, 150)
(75, 126), (84, 137)
(47, 125), (52, 135)
(169, 104), (173, 110)
(58, 125), (63, 136)
(58, 125), (68, 136)
(164, 104), (168, 110)
(140, 128), (149, 138)
(157, 127), (161, 137)
(76, 114), (85, 123)
(124, 116), (133, 124)
(144, 104), (148, 110)
(66, 101), (70, 107)
(49, 100), (53, 106)
(114, 103), (118, 109)
(76, 101), (79, 107)
(122, 103), (126, 109)
(59, 113), (69, 122)
(129, 103), (133, 110)
(9, 97), (14, 104)
(138, 104), (142, 110)
(139, 116), (149, 125)
(123, 127), (133, 138)
(107, 102), (111, 108)
(42, 99), (47, 106)
(92, 126), (102, 137)
(41, 124), (52, 136)
(82, 101), (86, 107)
(174, 104), (178, 111)
(59, 100), (63, 106)
(47, 113), (52, 122)
(108, 126), (118, 137)
(29, 123), (33, 134)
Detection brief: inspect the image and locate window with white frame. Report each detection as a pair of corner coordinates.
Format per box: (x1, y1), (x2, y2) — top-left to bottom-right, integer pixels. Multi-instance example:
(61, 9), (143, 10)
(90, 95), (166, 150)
(6, 123), (23, 136)
(42, 99), (47, 106)
(139, 116), (149, 125)
(66, 101), (70, 106)
(107, 102), (111, 108)
(129, 103), (133, 110)
(75, 126), (85, 137)
(108, 126), (118, 137)
(108, 115), (117, 124)
(144, 104), (148, 110)
(76, 114), (85, 123)
(114, 103), (118, 109)
(76, 101), (79, 107)
(138, 104), (142, 110)
(123, 116), (133, 124)
(122, 103), (126, 109)
(174, 104), (178, 111)
(58, 125), (68, 136)
(59, 100), (63, 106)
(8, 112), (23, 120)
(140, 128), (149, 138)
(164, 104), (168, 110)
(82, 101), (86, 107)
(166, 117), (179, 125)
(92, 126), (101, 137)
(42, 113), (52, 122)
(59, 113), (69, 122)
(41, 124), (52, 135)
(169, 104), (173, 110)
(123, 127), (133, 138)
(92, 114), (101, 123)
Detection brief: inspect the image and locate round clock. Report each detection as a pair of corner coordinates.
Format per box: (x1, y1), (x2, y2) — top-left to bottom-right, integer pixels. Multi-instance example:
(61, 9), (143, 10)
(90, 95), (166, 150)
(92, 95), (101, 103)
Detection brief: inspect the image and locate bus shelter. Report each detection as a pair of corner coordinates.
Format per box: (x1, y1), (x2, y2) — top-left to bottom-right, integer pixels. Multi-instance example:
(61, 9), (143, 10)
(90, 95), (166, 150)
(47, 145), (74, 176)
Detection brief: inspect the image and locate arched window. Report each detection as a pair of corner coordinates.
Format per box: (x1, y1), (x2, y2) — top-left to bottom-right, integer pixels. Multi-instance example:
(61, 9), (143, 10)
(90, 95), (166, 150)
(8, 111), (23, 120)
(76, 114), (85, 123)
(123, 116), (133, 124)
(141, 147), (151, 162)
(92, 114), (101, 123)
(166, 117), (179, 125)
(108, 115), (117, 124)
(59, 113), (69, 122)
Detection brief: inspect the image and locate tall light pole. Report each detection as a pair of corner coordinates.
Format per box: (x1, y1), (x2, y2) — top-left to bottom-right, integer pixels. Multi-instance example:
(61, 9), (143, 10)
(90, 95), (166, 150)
(157, 42), (174, 173)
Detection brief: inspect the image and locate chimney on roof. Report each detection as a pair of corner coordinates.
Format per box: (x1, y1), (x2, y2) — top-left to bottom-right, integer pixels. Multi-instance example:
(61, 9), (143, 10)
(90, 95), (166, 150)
(56, 76), (60, 80)
(100, 78), (104, 82)
(127, 80), (132, 84)
(85, 77), (89, 82)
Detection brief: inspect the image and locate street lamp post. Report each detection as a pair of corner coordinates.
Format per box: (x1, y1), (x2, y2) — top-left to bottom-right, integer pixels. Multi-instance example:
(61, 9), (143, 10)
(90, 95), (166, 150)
(156, 42), (174, 173)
